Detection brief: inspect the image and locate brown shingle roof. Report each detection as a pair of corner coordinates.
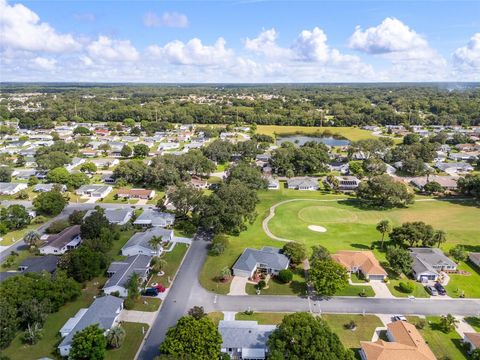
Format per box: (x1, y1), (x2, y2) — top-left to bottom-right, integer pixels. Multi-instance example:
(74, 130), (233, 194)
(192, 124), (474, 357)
(331, 251), (387, 277)
(43, 225), (81, 249)
(465, 333), (480, 348)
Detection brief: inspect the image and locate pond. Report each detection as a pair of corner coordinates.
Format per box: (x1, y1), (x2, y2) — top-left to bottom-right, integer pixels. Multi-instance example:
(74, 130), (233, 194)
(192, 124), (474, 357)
(276, 134), (350, 147)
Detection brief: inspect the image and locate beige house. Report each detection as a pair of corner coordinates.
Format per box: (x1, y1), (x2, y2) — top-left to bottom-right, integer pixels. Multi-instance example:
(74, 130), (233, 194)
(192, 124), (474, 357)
(331, 250), (387, 280)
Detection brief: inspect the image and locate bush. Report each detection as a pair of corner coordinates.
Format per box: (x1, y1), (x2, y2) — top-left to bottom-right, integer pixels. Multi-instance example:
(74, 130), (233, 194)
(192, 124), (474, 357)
(46, 219), (70, 234)
(209, 234), (229, 256)
(32, 216), (47, 224)
(278, 269), (293, 283)
(255, 280), (266, 290)
(398, 281), (415, 293)
(344, 320), (357, 330)
(416, 319), (427, 329)
(124, 298), (135, 310)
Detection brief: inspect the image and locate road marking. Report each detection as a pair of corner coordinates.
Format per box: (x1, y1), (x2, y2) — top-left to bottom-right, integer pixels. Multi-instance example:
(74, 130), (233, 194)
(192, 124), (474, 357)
(214, 295), (217, 304)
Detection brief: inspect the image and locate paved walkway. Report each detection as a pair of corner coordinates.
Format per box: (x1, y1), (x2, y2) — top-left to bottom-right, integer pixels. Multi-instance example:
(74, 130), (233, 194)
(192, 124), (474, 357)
(223, 311), (236, 321)
(119, 310), (156, 326)
(228, 276), (248, 296)
(454, 315), (477, 338)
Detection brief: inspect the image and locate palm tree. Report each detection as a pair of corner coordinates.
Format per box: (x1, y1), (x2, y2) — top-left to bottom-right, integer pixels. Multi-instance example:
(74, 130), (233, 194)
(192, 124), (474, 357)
(126, 272), (140, 299)
(151, 258), (167, 273)
(433, 230), (447, 248)
(219, 267), (231, 281)
(106, 325), (126, 349)
(376, 220), (392, 249)
(149, 235), (163, 256)
(440, 314), (458, 333)
(23, 231), (40, 248)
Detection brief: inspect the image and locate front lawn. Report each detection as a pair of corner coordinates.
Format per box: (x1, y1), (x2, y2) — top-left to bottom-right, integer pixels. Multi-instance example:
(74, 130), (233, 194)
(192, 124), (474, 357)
(322, 314), (383, 350)
(245, 270), (307, 296)
(107, 228), (137, 260)
(148, 243), (188, 287)
(407, 316), (467, 360)
(104, 322), (148, 360)
(445, 261), (480, 298)
(386, 278), (429, 298)
(2, 276), (106, 360)
(207, 312), (224, 326)
(129, 297), (161, 312)
(235, 312), (287, 325)
(0, 217), (52, 247)
(102, 190), (139, 204)
(335, 284), (375, 297)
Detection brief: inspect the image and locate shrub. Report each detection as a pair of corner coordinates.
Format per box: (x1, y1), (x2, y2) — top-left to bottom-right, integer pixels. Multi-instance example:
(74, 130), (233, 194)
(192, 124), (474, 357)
(110, 291), (120, 297)
(46, 219), (70, 234)
(416, 319), (427, 329)
(256, 280), (266, 290)
(32, 216), (47, 224)
(344, 320), (357, 330)
(398, 281), (415, 293)
(123, 298), (135, 310)
(278, 269), (293, 283)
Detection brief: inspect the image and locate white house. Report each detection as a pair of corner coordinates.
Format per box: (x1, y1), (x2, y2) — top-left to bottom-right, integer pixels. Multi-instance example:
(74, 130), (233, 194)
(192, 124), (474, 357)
(58, 296), (123, 357)
(121, 227), (174, 256)
(133, 209), (175, 227)
(84, 208), (134, 226)
(39, 225), (81, 255)
(410, 248), (457, 282)
(232, 247), (290, 278)
(76, 184), (112, 198)
(103, 255), (151, 297)
(0, 182), (28, 195)
(286, 177), (319, 190)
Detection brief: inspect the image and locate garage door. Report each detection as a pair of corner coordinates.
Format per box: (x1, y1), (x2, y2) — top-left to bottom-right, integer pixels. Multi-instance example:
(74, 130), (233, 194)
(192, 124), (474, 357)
(369, 275), (385, 280)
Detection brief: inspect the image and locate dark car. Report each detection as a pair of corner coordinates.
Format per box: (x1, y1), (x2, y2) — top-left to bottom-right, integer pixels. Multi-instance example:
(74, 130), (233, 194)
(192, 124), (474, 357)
(425, 285), (438, 296)
(142, 288), (159, 296)
(434, 282), (447, 295)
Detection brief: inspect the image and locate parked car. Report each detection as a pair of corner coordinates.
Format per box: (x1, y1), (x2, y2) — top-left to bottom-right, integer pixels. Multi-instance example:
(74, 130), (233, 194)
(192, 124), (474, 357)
(142, 288), (159, 296)
(434, 282), (447, 295)
(150, 283), (166, 293)
(425, 285), (438, 296)
(393, 315), (407, 322)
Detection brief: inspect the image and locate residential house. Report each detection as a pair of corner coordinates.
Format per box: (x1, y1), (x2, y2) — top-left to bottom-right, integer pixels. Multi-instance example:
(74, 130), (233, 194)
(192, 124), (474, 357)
(18, 255), (58, 273)
(332, 251), (387, 280)
(33, 183), (67, 192)
(103, 255), (152, 297)
(190, 176), (208, 189)
(58, 295), (123, 357)
(117, 188), (156, 200)
(266, 177), (279, 190)
(335, 176), (361, 191)
(410, 247), (457, 282)
(286, 177), (319, 191)
(448, 152), (478, 161)
(232, 247), (290, 278)
(219, 320), (276, 360)
(410, 175), (458, 191)
(435, 161), (473, 174)
(468, 252), (480, 268)
(91, 158), (119, 169)
(0, 182), (28, 195)
(121, 227), (174, 256)
(39, 225), (81, 255)
(66, 157), (85, 171)
(102, 173), (117, 184)
(463, 333), (480, 353)
(76, 184), (112, 198)
(84, 208), (134, 226)
(133, 209), (175, 227)
(79, 148), (98, 157)
(328, 161), (349, 175)
(360, 321), (435, 360)
(456, 143), (478, 152)
(12, 168), (36, 180)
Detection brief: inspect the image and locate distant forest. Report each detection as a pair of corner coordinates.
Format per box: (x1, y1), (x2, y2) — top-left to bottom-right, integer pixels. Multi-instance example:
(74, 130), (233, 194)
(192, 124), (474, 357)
(1, 83), (479, 127)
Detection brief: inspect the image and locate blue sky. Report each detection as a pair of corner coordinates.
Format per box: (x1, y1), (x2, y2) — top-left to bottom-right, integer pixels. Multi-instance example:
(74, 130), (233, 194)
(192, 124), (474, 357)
(1, 0), (479, 82)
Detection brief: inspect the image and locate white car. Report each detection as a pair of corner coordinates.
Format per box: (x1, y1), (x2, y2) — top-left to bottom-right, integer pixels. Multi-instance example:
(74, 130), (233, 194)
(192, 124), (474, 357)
(393, 315), (407, 322)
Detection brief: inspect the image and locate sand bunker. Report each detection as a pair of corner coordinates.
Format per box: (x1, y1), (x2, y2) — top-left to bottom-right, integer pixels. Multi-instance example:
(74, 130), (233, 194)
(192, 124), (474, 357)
(308, 225), (327, 233)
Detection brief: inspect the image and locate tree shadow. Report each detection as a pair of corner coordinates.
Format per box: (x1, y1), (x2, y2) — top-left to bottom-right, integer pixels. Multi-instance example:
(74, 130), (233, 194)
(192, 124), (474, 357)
(437, 197), (480, 209)
(350, 243), (371, 250)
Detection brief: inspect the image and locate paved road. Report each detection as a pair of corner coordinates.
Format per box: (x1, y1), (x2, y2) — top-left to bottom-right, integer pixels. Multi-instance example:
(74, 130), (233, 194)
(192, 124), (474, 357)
(138, 231), (480, 360)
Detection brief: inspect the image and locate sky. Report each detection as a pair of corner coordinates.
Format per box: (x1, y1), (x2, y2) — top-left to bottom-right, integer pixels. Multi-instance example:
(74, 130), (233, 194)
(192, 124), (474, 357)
(0, 0), (479, 83)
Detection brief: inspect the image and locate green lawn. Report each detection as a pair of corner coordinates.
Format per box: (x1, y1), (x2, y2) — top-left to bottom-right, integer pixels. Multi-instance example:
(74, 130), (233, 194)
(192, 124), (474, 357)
(335, 284), (375, 297)
(2, 277), (106, 360)
(107, 228), (137, 260)
(235, 312), (287, 325)
(0, 217), (52, 247)
(445, 261), (480, 298)
(1, 248), (34, 270)
(102, 190), (139, 204)
(200, 188), (480, 295)
(322, 314), (383, 350)
(130, 297), (161, 312)
(407, 316), (467, 360)
(464, 317), (480, 332)
(207, 312), (224, 326)
(245, 270), (307, 296)
(104, 322), (148, 360)
(386, 279), (430, 298)
(148, 243), (188, 287)
(256, 125), (375, 142)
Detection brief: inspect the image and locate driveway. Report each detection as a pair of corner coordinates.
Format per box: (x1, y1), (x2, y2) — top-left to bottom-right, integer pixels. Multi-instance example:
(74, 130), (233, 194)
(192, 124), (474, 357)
(454, 315), (477, 338)
(119, 310), (156, 326)
(370, 280), (395, 299)
(228, 277), (248, 296)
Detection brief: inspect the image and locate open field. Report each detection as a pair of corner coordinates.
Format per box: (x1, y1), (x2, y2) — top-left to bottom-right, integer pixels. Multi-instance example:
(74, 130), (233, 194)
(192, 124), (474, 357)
(407, 316), (467, 360)
(255, 125), (375, 142)
(2, 276), (106, 360)
(200, 188), (480, 295)
(104, 322), (148, 360)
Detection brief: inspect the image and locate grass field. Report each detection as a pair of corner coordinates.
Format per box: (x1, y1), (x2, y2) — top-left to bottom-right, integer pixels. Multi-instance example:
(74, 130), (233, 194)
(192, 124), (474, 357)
(335, 284), (375, 297)
(386, 279), (429, 298)
(407, 316), (467, 360)
(200, 188), (480, 295)
(148, 243), (189, 287)
(2, 276), (106, 360)
(445, 261), (480, 298)
(105, 322), (148, 360)
(255, 125), (375, 142)
(245, 270), (307, 296)
(130, 297), (161, 312)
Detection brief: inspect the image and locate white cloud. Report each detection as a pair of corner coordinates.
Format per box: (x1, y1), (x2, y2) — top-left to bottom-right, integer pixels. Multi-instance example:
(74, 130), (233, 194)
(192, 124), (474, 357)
(32, 57), (57, 70)
(87, 36), (139, 62)
(453, 33), (480, 72)
(244, 28), (292, 58)
(147, 37), (233, 66)
(143, 11), (189, 28)
(0, 0), (80, 53)
(292, 27), (330, 62)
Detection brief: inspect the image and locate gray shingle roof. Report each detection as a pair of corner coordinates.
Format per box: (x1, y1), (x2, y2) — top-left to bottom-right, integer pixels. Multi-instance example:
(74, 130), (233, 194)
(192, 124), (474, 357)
(232, 247), (289, 273)
(20, 255), (58, 273)
(123, 228), (173, 251)
(133, 209), (175, 227)
(410, 248), (457, 275)
(59, 295), (123, 349)
(104, 255), (151, 289)
(41, 225), (81, 250)
(84, 208), (133, 224)
(219, 320), (276, 349)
